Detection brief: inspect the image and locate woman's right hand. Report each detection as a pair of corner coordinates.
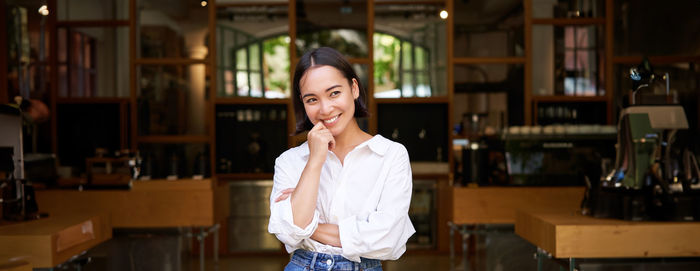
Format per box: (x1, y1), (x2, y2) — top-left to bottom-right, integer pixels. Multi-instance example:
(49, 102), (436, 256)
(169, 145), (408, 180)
(307, 121), (335, 163)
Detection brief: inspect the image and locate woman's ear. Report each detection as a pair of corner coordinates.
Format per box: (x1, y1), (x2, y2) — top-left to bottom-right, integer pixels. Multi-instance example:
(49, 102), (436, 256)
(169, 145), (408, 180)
(351, 78), (360, 99)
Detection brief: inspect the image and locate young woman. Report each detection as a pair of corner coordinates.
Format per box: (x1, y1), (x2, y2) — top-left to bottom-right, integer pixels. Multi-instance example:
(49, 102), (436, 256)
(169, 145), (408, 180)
(268, 47), (415, 271)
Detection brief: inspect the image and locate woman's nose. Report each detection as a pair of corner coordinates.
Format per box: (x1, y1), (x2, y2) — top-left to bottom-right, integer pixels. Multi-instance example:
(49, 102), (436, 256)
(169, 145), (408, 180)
(319, 100), (332, 115)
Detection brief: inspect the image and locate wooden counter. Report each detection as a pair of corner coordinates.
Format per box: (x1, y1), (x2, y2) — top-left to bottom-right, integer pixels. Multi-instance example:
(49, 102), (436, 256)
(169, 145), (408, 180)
(35, 179), (229, 228)
(515, 210), (700, 258)
(0, 212), (111, 268)
(0, 255), (30, 271)
(452, 186), (585, 224)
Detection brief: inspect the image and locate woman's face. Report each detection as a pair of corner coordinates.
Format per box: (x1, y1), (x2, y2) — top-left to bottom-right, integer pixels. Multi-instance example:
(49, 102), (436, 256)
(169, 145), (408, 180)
(299, 65), (359, 137)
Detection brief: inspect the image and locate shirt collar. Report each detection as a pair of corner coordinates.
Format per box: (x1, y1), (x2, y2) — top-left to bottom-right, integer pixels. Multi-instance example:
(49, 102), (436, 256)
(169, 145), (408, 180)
(300, 134), (389, 158)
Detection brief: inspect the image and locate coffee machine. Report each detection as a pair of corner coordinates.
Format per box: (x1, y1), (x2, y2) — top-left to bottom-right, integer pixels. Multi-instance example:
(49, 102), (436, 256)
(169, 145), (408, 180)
(582, 61), (700, 221)
(0, 104), (44, 221)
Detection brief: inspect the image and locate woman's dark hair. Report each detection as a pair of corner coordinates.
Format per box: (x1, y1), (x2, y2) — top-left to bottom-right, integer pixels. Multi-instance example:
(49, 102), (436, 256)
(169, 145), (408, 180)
(292, 47), (369, 135)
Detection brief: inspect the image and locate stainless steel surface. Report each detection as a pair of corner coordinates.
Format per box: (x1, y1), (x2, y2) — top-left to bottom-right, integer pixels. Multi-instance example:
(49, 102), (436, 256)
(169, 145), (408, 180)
(409, 179), (437, 249)
(227, 180), (278, 252)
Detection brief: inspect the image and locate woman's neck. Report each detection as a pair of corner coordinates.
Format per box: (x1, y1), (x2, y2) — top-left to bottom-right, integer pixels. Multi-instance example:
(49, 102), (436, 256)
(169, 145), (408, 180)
(332, 120), (372, 157)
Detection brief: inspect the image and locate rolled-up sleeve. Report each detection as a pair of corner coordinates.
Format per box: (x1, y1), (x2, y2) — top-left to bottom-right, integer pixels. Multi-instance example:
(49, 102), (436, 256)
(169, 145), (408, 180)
(338, 145), (415, 262)
(268, 154), (320, 248)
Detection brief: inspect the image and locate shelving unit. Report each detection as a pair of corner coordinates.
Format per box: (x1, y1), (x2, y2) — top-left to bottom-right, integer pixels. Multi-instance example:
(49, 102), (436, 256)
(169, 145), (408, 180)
(9, 0), (696, 256)
(525, 0), (613, 125)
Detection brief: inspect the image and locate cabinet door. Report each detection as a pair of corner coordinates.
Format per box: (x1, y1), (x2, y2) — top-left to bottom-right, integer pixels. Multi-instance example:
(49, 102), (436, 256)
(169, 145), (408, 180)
(137, 64), (208, 136)
(377, 103), (448, 163)
(215, 104), (288, 174)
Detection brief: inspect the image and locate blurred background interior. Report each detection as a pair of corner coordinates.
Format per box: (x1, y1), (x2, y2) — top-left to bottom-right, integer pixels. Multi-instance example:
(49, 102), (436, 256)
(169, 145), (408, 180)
(1, 0), (699, 270)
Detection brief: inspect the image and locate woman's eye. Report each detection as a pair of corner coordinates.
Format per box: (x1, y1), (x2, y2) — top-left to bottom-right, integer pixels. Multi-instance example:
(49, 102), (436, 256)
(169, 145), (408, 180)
(305, 98), (317, 103)
(330, 91), (341, 97)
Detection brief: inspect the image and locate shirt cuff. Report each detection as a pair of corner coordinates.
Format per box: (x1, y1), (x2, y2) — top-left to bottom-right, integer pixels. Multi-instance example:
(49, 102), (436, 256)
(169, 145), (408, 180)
(338, 215), (362, 262)
(273, 196), (319, 239)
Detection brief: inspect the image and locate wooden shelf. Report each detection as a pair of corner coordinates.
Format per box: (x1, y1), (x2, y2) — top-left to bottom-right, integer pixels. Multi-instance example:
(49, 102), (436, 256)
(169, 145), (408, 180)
(532, 95), (608, 103)
(612, 55), (700, 64)
(134, 58), (208, 65)
(531, 17), (606, 25)
(216, 173), (274, 180)
(413, 173), (450, 180)
(135, 135), (210, 144)
(453, 57), (526, 64)
(57, 20), (129, 27)
(374, 0), (445, 5)
(375, 97), (449, 104)
(214, 97), (291, 105)
(452, 134), (500, 141)
(215, 1), (287, 8)
(56, 97), (130, 104)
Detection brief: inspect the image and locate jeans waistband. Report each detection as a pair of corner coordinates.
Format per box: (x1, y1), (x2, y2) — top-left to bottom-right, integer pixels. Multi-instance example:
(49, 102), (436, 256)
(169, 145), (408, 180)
(290, 249), (381, 271)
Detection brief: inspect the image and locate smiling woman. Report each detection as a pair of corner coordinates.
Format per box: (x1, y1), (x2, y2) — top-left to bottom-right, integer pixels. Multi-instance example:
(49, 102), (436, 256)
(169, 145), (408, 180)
(291, 48), (369, 135)
(268, 47), (415, 271)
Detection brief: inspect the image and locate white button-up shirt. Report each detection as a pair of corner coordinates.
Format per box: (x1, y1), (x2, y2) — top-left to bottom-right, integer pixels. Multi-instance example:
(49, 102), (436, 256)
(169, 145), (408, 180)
(268, 135), (415, 262)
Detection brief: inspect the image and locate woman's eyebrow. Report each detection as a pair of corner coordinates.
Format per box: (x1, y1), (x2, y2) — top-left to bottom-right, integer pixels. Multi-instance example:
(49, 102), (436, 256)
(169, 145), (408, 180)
(301, 84), (341, 99)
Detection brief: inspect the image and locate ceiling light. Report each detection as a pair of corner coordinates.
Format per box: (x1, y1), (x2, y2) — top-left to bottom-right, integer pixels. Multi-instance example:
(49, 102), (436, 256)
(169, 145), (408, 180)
(38, 5), (49, 16)
(439, 10), (448, 19)
(200, 0), (207, 7)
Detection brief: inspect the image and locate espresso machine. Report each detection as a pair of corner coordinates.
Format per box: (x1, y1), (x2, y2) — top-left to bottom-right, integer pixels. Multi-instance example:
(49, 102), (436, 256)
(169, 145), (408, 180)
(0, 104), (44, 221)
(582, 61), (700, 221)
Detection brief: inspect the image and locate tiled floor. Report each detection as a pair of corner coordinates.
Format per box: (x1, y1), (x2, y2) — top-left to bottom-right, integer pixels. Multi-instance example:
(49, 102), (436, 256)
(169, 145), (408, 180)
(74, 231), (700, 271)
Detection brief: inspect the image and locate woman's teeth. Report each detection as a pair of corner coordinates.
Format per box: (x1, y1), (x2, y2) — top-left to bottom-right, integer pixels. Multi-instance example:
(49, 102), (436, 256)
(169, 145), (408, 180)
(324, 115), (339, 123)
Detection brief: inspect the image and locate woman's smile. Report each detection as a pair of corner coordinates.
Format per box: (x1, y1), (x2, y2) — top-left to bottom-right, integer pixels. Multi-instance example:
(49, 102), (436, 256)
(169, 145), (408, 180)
(322, 114), (341, 126)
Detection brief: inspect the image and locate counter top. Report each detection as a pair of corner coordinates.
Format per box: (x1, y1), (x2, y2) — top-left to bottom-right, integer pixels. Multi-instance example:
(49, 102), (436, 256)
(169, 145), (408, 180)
(515, 210), (700, 258)
(35, 179), (229, 228)
(452, 186), (585, 224)
(0, 212), (111, 268)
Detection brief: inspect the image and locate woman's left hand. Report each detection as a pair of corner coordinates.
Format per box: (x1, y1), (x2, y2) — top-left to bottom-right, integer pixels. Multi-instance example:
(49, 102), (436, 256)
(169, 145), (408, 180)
(275, 188), (295, 202)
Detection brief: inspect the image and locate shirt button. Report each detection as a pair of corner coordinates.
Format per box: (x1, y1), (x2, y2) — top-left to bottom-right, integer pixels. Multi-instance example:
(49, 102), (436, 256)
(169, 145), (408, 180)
(326, 259), (332, 265)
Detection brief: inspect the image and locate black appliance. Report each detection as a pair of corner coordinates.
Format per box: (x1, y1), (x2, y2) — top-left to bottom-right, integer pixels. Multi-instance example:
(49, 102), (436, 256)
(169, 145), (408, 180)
(582, 61), (700, 221)
(0, 105), (45, 221)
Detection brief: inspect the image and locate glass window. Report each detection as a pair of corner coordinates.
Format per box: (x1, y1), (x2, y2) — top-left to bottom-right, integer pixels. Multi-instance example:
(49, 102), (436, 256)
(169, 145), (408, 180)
(374, 3), (447, 98)
(532, 25), (604, 96)
(138, 0), (209, 59)
(236, 48), (247, 70)
(137, 64), (208, 135)
(57, 27), (129, 97)
(531, 0), (605, 18)
(263, 36), (291, 98)
(216, 4), (290, 98)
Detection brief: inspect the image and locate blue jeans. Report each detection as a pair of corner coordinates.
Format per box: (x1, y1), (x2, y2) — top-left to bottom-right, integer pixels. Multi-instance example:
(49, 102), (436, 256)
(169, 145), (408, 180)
(284, 249), (382, 271)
